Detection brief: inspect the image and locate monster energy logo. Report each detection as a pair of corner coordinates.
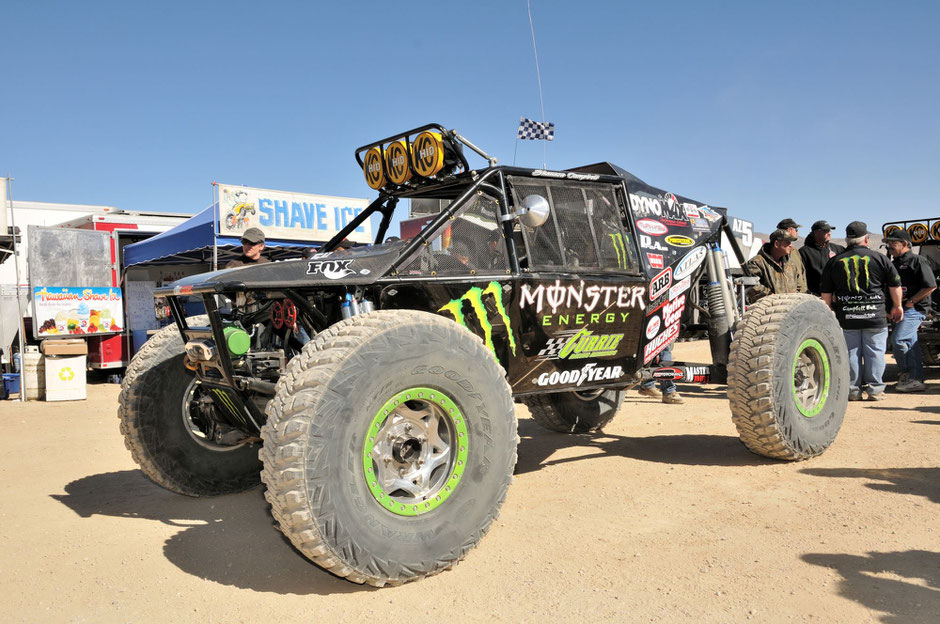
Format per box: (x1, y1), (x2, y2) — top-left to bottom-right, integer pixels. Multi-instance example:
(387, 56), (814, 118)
(838, 255), (871, 293)
(439, 282), (517, 359)
(558, 328), (623, 360)
(609, 233), (628, 269)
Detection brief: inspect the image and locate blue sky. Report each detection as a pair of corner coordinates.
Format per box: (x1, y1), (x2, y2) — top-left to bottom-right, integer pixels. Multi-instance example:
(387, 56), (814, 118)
(2, 1), (937, 238)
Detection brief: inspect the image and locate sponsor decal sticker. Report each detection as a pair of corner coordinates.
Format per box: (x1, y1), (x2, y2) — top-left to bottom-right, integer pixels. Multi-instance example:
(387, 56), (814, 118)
(646, 253), (664, 269)
(520, 280), (645, 314)
(665, 235), (694, 248)
(640, 234), (667, 251)
(635, 219), (668, 236)
(645, 315), (661, 340)
(663, 294), (686, 327)
(536, 363), (624, 387)
(649, 267), (673, 301)
(643, 320), (680, 364)
(538, 328), (624, 360)
(674, 247), (707, 280)
(439, 282), (516, 359)
(540, 311), (632, 327)
(669, 276), (691, 300)
(652, 367), (682, 380)
(306, 259), (357, 279)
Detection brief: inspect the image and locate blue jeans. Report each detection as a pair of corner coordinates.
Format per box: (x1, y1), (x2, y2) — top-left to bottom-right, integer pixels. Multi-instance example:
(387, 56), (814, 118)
(641, 345), (677, 394)
(891, 308), (925, 382)
(843, 328), (889, 397)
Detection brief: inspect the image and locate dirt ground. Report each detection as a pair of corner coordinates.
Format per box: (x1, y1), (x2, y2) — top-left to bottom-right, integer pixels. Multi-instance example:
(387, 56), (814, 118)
(1, 340), (937, 623)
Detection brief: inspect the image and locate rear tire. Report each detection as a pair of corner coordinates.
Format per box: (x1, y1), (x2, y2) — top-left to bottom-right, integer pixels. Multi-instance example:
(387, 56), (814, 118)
(261, 311), (517, 586)
(728, 294), (847, 460)
(118, 317), (262, 495)
(522, 388), (623, 433)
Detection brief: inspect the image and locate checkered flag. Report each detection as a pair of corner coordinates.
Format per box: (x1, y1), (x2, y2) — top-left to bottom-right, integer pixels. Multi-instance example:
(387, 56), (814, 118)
(517, 117), (555, 141)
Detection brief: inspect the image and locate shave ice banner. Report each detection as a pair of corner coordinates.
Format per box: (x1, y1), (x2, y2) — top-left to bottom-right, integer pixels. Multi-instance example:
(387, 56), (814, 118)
(217, 184), (372, 244)
(33, 287), (124, 337)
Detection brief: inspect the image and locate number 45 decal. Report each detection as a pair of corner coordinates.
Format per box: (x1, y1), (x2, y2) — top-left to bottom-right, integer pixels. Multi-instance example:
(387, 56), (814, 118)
(732, 218), (753, 247)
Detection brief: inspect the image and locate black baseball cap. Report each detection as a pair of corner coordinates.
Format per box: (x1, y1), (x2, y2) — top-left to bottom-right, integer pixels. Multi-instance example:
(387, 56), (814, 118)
(777, 218), (802, 230)
(845, 221), (869, 237)
(240, 227), (265, 244)
(811, 220), (834, 231)
(883, 229), (912, 243)
(769, 228), (798, 243)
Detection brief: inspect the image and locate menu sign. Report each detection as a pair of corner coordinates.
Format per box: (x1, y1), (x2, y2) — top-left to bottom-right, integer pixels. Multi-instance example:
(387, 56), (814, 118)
(33, 287), (124, 337)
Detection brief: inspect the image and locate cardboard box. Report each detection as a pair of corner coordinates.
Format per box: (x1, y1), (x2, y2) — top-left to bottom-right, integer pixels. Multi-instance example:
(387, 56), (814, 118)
(42, 339), (88, 356)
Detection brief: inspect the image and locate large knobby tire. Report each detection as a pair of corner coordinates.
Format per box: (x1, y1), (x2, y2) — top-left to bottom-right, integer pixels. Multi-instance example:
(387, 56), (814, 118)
(728, 294), (848, 460)
(118, 317), (262, 495)
(522, 388), (624, 433)
(261, 311), (517, 586)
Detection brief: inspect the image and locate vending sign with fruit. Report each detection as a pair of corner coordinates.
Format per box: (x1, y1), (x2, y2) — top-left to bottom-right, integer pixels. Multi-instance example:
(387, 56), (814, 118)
(32, 287), (124, 337)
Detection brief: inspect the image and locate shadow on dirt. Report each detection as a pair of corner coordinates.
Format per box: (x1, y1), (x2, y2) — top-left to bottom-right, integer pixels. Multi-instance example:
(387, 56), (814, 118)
(515, 419), (772, 475)
(800, 467), (940, 504)
(51, 470), (372, 595)
(866, 405), (940, 415)
(801, 550), (940, 623)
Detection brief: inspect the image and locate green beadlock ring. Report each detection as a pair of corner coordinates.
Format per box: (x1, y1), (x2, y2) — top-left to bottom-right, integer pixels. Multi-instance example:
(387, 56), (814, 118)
(362, 387), (469, 516)
(792, 338), (831, 418)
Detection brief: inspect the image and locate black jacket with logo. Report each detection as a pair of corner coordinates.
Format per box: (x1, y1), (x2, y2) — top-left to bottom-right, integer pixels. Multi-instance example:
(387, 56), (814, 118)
(820, 245), (901, 329)
(799, 236), (845, 296)
(892, 250), (937, 313)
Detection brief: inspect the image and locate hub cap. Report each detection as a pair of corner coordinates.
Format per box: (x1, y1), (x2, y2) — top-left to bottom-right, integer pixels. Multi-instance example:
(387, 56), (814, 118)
(792, 339), (830, 417)
(362, 387), (469, 516)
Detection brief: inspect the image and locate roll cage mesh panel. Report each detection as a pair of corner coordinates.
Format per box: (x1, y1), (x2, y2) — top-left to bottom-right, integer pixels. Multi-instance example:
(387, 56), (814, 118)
(508, 177), (639, 273)
(397, 194), (509, 277)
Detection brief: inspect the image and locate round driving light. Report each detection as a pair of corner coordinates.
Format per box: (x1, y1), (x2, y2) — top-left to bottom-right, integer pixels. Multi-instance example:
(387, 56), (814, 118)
(412, 131), (446, 178)
(908, 223), (928, 244)
(385, 140), (413, 185)
(363, 146), (386, 190)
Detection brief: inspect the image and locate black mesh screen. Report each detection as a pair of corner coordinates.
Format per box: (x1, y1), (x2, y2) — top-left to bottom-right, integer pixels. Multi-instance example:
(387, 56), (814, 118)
(549, 185), (599, 268)
(511, 182), (565, 268)
(586, 187), (639, 271)
(509, 176), (639, 273)
(396, 194), (508, 277)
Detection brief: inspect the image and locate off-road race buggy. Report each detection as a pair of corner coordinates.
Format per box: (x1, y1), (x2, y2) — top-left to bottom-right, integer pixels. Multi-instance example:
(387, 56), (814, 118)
(882, 219), (940, 367)
(119, 124), (849, 586)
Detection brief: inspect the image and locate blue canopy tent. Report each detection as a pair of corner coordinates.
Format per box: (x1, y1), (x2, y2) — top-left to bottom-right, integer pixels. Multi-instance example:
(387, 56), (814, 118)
(123, 205), (312, 268)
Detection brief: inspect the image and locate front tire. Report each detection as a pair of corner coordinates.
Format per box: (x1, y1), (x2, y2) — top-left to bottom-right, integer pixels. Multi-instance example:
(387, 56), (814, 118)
(522, 388), (623, 433)
(728, 294), (848, 460)
(118, 317), (262, 495)
(261, 311), (517, 586)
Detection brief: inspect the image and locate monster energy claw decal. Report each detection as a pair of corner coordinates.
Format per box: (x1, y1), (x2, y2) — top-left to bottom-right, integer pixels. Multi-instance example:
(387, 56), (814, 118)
(838, 255), (871, 293)
(439, 282), (516, 359)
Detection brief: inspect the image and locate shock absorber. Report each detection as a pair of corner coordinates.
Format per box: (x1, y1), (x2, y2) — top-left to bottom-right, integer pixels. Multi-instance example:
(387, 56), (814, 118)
(705, 244), (731, 383)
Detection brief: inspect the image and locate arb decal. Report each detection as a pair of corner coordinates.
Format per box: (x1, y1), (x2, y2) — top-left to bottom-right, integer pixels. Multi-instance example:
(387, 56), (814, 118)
(649, 267), (672, 302)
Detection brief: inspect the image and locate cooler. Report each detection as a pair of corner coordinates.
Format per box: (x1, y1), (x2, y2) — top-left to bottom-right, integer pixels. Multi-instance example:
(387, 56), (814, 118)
(42, 339), (88, 401)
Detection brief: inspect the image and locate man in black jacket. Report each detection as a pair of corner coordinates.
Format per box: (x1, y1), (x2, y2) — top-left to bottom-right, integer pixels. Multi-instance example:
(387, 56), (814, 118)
(885, 229), (937, 392)
(799, 220), (845, 296)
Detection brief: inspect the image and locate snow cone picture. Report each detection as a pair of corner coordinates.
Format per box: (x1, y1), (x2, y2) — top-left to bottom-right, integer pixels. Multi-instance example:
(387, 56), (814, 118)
(77, 302), (90, 329)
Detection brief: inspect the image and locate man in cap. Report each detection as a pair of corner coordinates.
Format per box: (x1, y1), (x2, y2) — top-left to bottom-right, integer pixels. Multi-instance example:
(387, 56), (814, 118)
(820, 221), (902, 401)
(884, 229), (936, 392)
(744, 229), (808, 303)
(224, 227), (270, 269)
(799, 220), (845, 296)
(777, 218), (801, 239)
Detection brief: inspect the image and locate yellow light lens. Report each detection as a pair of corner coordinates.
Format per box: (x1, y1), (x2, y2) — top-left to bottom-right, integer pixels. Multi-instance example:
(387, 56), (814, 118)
(363, 147), (386, 190)
(412, 131), (446, 178)
(385, 140), (413, 185)
(908, 223), (928, 244)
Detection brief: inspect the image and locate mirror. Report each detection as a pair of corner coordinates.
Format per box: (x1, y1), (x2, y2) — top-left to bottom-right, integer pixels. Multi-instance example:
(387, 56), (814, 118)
(518, 194), (550, 228)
